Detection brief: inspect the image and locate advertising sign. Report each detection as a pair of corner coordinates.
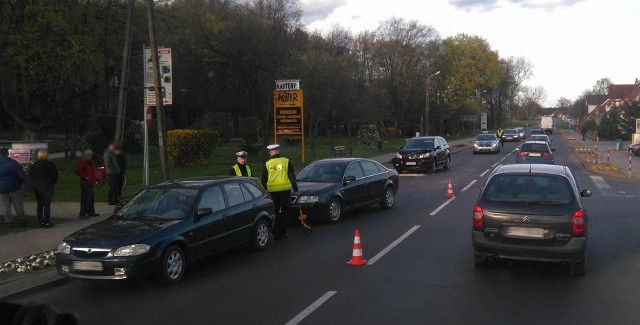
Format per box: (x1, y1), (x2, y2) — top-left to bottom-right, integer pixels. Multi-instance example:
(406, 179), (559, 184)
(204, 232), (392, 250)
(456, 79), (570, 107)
(144, 47), (173, 106)
(8, 149), (31, 164)
(273, 90), (303, 135)
(275, 80), (300, 91)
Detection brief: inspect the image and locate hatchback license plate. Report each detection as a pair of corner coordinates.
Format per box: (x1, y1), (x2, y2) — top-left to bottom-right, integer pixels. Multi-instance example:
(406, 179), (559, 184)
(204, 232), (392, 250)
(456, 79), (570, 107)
(405, 162), (417, 166)
(505, 227), (545, 238)
(72, 261), (103, 271)
(528, 153), (541, 157)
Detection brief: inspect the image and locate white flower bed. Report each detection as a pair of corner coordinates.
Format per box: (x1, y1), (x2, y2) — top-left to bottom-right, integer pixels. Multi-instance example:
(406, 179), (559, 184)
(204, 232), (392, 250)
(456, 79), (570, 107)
(1, 251), (56, 275)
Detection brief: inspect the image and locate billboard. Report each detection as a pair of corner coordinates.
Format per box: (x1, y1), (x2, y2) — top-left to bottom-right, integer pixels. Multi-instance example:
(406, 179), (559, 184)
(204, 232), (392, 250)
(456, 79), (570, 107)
(144, 47), (172, 106)
(273, 90), (303, 135)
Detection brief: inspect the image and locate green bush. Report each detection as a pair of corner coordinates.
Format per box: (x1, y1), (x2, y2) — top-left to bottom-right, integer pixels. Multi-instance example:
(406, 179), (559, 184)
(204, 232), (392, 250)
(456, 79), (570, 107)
(202, 113), (234, 144)
(357, 125), (380, 149)
(167, 129), (220, 167)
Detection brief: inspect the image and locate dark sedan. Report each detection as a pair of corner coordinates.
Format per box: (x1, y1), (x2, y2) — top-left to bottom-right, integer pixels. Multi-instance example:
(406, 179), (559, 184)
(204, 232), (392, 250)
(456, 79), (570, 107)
(501, 128), (520, 142)
(391, 136), (451, 174)
(292, 158), (399, 223)
(56, 177), (275, 284)
(472, 164), (591, 275)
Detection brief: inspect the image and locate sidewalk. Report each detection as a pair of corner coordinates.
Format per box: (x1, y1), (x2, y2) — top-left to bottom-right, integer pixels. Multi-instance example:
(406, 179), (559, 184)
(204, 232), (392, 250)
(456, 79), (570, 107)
(371, 136), (475, 165)
(560, 129), (640, 180)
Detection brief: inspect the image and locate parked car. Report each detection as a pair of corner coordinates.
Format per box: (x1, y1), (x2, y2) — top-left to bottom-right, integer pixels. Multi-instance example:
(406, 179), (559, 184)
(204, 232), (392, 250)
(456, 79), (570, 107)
(628, 142), (640, 157)
(530, 129), (546, 136)
(56, 177), (275, 284)
(391, 136), (451, 174)
(473, 133), (501, 154)
(515, 141), (556, 164)
(293, 158), (399, 223)
(472, 164), (592, 275)
(501, 129), (520, 142)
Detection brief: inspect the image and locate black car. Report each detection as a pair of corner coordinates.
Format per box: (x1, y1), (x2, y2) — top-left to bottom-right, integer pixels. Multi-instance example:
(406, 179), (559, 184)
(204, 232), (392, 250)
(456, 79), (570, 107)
(56, 177), (275, 284)
(501, 128), (520, 142)
(293, 158), (399, 223)
(472, 164), (591, 275)
(391, 136), (451, 174)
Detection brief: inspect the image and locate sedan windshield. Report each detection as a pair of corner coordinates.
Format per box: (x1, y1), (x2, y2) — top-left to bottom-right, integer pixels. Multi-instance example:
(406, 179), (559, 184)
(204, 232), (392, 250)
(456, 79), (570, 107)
(476, 135), (496, 141)
(116, 188), (198, 220)
(483, 175), (574, 204)
(404, 138), (434, 150)
(297, 163), (347, 183)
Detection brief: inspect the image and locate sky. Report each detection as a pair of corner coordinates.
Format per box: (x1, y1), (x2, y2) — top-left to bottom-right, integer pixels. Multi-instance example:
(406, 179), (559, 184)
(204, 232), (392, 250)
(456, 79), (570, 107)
(299, 0), (640, 106)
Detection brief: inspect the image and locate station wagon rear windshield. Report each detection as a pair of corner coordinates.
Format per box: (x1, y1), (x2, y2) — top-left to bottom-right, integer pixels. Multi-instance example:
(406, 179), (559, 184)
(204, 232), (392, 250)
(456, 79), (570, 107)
(116, 188), (199, 220)
(404, 139), (434, 150)
(483, 175), (574, 205)
(521, 143), (550, 153)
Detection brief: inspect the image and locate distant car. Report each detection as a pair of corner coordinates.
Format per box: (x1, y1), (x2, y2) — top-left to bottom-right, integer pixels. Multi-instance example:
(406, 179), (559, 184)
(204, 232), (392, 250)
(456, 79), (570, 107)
(472, 164), (592, 276)
(530, 129), (546, 136)
(56, 177), (275, 284)
(392, 136), (451, 174)
(293, 158), (399, 223)
(473, 133), (501, 154)
(628, 143), (640, 157)
(529, 134), (553, 149)
(501, 129), (520, 142)
(515, 127), (526, 139)
(515, 141), (555, 164)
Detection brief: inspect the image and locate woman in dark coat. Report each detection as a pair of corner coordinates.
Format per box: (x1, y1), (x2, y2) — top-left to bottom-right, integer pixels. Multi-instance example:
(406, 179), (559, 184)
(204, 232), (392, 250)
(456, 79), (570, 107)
(28, 151), (59, 228)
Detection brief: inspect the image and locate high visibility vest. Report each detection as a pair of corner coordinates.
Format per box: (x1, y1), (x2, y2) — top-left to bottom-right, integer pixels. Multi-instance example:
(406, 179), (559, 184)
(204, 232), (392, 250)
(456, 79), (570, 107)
(232, 164), (251, 177)
(497, 129), (504, 138)
(265, 157), (292, 192)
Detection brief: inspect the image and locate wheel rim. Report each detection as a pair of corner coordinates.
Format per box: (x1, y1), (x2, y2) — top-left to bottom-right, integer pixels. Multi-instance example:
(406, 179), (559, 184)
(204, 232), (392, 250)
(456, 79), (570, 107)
(385, 188), (395, 207)
(166, 251), (183, 280)
(329, 201), (341, 221)
(256, 223), (269, 246)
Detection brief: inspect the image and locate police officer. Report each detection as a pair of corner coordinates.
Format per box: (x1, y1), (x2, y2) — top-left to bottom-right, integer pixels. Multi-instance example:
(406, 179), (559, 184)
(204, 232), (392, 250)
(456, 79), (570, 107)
(261, 144), (298, 240)
(229, 151), (251, 177)
(496, 128), (504, 148)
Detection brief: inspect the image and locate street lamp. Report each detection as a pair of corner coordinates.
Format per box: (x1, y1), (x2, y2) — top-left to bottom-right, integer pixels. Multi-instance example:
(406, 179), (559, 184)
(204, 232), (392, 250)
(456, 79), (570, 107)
(424, 70), (441, 135)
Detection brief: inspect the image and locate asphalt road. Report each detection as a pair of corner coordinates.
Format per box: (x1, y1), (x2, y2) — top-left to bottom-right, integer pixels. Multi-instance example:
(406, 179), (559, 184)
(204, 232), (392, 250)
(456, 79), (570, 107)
(10, 132), (640, 325)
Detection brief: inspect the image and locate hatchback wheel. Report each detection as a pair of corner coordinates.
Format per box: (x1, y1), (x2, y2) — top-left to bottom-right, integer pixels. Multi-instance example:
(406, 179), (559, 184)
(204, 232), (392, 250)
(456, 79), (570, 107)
(252, 219), (271, 251)
(159, 245), (185, 285)
(326, 198), (342, 223)
(380, 186), (395, 209)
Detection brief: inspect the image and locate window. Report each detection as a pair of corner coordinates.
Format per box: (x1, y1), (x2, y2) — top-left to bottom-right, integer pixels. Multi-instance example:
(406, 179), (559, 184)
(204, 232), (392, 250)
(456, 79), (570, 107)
(361, 160), (381, 176)
(197, 186), (226, 213)
(404, 138), (434, 150)
(223, 183), (247, 207)
(344, 162), (364, 179)
(440, 138), (448, 147)
(375, 162), (388, 173)
(483, 175), (574, 204)
(521, 143), (550, 153)
(243, 182), (265, 199)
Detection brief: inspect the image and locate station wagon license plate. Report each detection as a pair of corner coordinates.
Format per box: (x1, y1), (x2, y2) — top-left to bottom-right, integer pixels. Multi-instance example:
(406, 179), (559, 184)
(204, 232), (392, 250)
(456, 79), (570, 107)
(405, 162), (417, 166)
(72, 261), (104, 271)
(505, 227), (545, 238)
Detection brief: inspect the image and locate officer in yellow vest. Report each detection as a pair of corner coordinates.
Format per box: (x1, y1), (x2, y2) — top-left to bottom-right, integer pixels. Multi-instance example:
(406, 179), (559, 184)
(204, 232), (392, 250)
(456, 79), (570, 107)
(261, 144), (299, 240)
(496, 128), (505, 148)
(228, 151), (251, 177)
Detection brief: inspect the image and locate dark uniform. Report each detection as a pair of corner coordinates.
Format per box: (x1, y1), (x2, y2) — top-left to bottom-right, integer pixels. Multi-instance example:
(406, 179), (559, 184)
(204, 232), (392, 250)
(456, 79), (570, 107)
(261, 147), (298, 240)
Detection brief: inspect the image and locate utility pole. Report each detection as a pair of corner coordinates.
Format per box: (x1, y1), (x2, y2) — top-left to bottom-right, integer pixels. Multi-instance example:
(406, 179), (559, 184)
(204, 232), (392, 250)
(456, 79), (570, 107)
(146, 0), (169, 180)
(425, 71), (440, 135)
(114, 0), (135, 147)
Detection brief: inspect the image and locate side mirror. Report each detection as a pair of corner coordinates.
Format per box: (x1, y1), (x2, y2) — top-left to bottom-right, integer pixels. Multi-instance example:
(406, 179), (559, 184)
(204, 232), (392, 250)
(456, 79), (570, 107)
(435, 146), (441, 150)
(343, 175), (356, 185)
(551, 148), (557, 152)
(194, 208), (213, 222)
(580, 189), (592, 198)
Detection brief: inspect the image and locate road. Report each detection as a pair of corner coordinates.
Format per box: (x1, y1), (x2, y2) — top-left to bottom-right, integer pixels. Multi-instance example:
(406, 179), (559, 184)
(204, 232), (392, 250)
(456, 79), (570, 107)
(10, 132), (640, 325)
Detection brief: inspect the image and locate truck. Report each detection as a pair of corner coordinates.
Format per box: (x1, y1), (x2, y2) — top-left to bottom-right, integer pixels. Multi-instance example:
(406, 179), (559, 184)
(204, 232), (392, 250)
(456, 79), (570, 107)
(540, 116), (554, 134)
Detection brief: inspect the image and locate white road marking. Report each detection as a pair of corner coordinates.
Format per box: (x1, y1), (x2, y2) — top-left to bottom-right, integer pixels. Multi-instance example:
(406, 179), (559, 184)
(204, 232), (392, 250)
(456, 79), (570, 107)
(285, 291), (337, 325)
(429, 197), (457, 216)
(506, 153), (511, 157)
(589, 176), (612, 192)
(368, 225), (421, 265)
(499, 157), (506, 161)
(491, 162), (499, 167)
(461, 180), (477, 192)
(479, 169), (491, 177)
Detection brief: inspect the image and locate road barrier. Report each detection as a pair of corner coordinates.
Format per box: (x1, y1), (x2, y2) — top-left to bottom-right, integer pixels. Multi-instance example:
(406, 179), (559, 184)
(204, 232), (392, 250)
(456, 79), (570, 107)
(607, 147), (610, 164)
(629, 152), (633, 179)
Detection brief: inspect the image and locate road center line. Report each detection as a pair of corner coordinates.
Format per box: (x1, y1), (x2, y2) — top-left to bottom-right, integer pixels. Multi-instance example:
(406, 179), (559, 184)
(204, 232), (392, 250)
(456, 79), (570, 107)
(461, 179), (477, 192)
(429, 197), (456, 216)
(499, 157), (506, 161)
(479, 169), (491, 177)
(285, 291), (337, 325)
(506, 153), (511, 157)
(491, 162), (499, 167)
(368, 225), (420, 265)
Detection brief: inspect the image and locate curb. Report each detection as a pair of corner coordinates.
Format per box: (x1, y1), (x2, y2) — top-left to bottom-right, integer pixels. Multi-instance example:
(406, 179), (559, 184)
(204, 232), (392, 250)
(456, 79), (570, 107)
(0, 269), (67, 299)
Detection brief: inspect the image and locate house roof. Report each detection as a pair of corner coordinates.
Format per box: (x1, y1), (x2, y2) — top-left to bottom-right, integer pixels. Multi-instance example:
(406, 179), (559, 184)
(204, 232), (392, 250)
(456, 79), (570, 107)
(586, 95), (608, 106)
(608, 84), (638, 100)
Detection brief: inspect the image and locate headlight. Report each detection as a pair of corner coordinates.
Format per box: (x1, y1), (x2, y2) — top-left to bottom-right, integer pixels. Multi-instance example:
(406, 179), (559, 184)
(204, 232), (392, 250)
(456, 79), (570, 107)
(113, 244), (150, 257)
(395, 153), (402, 159)
(298, 196), (319, 204)
(57, 242), (71, 254)
(419, 153), (430, 159)
(473, 143), (480, 148)
(491, 143), (497, 147)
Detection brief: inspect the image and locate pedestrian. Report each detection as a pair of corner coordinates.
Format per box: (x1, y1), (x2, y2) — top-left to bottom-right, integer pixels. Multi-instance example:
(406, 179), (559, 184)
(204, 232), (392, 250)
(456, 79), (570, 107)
(496, 128), (504, 148)
(28, 151), (58, 228)
(229, 151), (251, 177)
(0, 147), (28, 227)
(104, 143), (122, 205)
(116, 146), (127, 204)
(581, 125), (588, 141)
(75, 149), (99, 218)
(261, 144), (299, 240)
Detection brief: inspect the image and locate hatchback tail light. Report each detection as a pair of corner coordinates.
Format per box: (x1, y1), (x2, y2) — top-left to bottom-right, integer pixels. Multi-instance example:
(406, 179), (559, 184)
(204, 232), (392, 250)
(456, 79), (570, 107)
(573, 210), (585, 236)
(543, 152), (553, 158)
(517, 151), (526, 157)
(473, 205), (484, 230)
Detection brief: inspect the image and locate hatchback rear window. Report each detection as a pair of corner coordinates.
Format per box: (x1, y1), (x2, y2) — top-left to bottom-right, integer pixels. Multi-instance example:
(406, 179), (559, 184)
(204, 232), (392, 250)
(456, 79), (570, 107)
(521, 143), (549, 153)
(483, 175), (574, 205)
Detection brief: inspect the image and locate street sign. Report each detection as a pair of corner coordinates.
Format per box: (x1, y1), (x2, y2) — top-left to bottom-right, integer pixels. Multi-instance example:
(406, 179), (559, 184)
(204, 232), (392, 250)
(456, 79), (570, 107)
(481, 112), (488, 130)
(144, 47), (172, 106)
(275, 80), (300, 90)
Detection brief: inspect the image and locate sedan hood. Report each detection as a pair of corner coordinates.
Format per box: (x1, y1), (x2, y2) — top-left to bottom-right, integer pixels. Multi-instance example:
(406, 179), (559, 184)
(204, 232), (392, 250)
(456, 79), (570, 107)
(297, 182), (339, 195)
(65, 217), (180, 248)
(476, 141), (495, 146)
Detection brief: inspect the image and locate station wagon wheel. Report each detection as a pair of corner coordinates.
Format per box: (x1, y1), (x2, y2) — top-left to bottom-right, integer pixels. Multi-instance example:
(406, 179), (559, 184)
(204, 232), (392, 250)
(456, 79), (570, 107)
(252, 219), (271, 251)
(326, 198), (342, 223)
(159, 245), (185, 285)
(380, 186), (395, 209)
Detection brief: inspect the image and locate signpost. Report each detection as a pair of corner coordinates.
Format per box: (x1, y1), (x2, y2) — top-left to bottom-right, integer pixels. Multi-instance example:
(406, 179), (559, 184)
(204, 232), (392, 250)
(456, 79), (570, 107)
(634, 118), (640, 144)
(273, 80), (304, 162)
(143, 47), (172, 106)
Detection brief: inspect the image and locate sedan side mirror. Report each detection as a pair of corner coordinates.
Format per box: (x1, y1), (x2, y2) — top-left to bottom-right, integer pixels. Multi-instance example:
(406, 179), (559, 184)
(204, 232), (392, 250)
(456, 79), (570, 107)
(343, 175), (356, 185)
(435, 146), (441, 150)
(194, 208), (213, 222)
(580, 189), (592, 198)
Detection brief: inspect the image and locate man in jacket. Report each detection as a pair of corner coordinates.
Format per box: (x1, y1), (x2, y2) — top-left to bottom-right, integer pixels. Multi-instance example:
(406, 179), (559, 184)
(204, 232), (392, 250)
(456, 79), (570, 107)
(75, 149), (99, 218)
(228, 151), (251, 177)
(0, 147), (28, 227)
(29, 151), (59, 228)
(104, 144), (121, 205)
(261, 144), (299, 240)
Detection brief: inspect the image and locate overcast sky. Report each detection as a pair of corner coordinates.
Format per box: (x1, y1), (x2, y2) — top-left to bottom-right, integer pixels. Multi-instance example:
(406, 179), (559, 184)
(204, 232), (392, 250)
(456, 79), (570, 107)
(300, 0), (639, 106)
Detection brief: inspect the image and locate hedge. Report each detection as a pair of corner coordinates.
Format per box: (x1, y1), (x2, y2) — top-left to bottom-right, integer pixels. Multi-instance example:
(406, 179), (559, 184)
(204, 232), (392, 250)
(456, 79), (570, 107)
(167, 129), (220, 167)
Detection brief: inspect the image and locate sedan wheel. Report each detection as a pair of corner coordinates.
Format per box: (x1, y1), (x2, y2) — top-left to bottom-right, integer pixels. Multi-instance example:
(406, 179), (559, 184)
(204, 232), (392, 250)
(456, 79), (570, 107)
(252, 219), (271, 251)
(326, 198), (342, 223)
(159, 245), (185, 285)
(380, 186), (395, 209)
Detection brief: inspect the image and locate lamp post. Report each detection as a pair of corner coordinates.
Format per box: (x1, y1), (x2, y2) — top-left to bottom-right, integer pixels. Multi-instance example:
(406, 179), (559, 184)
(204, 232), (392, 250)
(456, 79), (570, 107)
(425, 71), (441, 135)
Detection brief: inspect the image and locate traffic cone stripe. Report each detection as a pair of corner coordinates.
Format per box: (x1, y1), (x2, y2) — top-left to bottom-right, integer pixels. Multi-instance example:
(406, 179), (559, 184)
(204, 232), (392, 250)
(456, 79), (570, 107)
(352, 249), (363, 256)
(354, 237), (361, 244)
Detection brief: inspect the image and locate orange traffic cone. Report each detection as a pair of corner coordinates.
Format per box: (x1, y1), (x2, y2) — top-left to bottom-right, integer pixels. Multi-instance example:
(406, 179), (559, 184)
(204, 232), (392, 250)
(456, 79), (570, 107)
(347, 230), (368, 266)
(446, 180), (455, 198)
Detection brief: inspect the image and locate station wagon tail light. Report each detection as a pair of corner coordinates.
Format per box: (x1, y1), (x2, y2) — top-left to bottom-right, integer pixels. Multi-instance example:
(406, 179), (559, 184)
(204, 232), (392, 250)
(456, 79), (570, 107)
(473, 205), (483, 230)
(572, 210), (585, 236)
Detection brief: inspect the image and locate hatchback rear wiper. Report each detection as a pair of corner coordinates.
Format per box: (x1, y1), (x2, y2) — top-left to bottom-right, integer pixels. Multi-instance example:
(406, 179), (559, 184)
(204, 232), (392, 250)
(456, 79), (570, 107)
(526, 200), (565, 205)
